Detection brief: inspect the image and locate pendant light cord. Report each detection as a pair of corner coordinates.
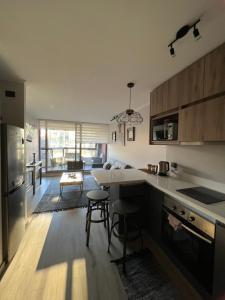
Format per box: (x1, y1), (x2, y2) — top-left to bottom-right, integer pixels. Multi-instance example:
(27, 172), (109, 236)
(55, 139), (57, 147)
(129, 87), (131, 109)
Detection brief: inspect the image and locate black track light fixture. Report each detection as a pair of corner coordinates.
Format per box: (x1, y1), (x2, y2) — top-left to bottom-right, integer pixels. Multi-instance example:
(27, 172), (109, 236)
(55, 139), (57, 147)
(170, 45), (175, 57)
(168, 19), (201, 57)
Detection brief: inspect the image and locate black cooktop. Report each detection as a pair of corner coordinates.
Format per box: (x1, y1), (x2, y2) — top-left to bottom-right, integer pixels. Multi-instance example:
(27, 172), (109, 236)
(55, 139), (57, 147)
(177, 186), (225, 204)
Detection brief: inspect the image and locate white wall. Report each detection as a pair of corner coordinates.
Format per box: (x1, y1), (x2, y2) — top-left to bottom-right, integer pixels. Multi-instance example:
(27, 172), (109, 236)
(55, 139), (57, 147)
(166, 145), (225, 192)
(108, 104), (166, 168)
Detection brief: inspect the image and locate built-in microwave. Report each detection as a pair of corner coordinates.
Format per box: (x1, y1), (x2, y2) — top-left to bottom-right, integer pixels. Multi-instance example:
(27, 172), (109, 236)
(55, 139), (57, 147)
(153, 122), (177, 141)
(153, 124), (165, 141)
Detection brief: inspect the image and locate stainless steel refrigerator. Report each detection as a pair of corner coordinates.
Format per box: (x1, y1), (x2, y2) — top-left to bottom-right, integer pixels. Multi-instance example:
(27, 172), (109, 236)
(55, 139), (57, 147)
(1, 124), (25, 264)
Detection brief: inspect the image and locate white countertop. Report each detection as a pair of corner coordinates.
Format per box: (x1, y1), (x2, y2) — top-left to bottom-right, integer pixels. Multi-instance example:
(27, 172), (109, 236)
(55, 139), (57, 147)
(91, 168), (225, 224)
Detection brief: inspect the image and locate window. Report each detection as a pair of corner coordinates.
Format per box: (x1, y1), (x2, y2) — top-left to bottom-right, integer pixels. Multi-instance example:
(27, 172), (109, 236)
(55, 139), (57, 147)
(39, 120), (109, 172)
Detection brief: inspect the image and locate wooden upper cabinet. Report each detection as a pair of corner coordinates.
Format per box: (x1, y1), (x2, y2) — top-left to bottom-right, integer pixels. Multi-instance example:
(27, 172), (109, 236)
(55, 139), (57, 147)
(168, 58), (204, 108)
(204, 95), (225, 141)
(204, 42), (225, 97)
(179, 58), (204, 106)
(167, 74), (179, 111)
(178, 102), (204, 142)
(150, 89), (158, 116)
(150, 81), (168, 116)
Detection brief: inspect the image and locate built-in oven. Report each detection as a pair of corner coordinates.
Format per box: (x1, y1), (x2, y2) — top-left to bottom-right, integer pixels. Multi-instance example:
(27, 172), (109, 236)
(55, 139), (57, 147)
(161, 195), (215, 295)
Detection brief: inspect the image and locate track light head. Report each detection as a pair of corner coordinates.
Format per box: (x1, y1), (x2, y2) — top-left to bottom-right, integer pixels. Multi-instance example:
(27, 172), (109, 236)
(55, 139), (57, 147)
(170, 45), (175, 57)
(193, 26), (201, 40)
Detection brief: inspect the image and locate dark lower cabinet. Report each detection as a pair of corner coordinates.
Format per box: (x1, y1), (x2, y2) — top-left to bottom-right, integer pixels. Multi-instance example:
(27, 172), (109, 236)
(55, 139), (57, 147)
(213, 222), (225, 299)
(109, 183), (146, 235)
(115, 183), (164, 241)
(143, 184), (164, 243)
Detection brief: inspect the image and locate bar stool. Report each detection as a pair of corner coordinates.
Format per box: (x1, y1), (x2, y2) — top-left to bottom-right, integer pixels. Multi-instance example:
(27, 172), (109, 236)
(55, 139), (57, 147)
(86, 190), (110, 247)
(108, 199), (143, 272)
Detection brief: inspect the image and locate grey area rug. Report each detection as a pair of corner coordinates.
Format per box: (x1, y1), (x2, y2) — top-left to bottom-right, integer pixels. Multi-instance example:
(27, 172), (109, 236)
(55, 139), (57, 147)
(33, 175), (100, 214)
(116, 249), (181, 300)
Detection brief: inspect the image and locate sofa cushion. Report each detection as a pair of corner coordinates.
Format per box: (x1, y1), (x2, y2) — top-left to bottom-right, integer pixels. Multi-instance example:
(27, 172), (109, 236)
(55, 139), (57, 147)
(103, 162), (112, 170)
(124, 164), (132, 169)
(110, 164), (120, 170)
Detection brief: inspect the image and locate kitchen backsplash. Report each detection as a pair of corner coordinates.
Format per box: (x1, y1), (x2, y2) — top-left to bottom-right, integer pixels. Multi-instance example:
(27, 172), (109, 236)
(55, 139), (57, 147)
(166, 145), (225, 193)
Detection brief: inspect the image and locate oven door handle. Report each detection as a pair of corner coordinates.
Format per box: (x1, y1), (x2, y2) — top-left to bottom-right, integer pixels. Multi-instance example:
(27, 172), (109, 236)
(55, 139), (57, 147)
(181, 224), (212, 244)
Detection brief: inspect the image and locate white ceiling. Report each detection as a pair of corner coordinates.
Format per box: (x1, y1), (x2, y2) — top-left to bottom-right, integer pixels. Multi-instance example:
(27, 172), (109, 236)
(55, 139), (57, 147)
(0, 0), (225, 123)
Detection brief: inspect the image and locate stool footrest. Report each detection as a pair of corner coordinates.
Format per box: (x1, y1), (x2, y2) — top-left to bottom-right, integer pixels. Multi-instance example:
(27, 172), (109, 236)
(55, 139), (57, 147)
(110, 257), (125, 264)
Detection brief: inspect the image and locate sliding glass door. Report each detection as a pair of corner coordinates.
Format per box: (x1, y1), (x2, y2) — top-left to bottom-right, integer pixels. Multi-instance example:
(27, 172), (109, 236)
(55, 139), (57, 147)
(39, 120), (108, 173)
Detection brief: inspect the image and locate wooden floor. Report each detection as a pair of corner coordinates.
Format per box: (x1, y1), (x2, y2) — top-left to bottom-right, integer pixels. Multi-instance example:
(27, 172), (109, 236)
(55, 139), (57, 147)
(0, 208), (127, 300)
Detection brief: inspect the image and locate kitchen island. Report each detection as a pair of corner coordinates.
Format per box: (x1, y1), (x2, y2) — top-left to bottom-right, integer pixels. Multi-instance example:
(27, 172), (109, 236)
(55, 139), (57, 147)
(91, 168), (225, 299)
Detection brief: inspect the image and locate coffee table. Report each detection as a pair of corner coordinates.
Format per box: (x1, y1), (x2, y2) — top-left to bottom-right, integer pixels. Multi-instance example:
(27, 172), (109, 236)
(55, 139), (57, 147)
(60, 172), (83, 195)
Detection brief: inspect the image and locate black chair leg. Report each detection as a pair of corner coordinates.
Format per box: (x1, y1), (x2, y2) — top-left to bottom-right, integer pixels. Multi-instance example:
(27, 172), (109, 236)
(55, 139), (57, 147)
(85, 201), (90, 232)
(86, 208), (92, 247)
(100, 207), (103, 218)
(108, 212), (116, 253)
(122, 216), (127, 273)
(103, 203), (106, 227)
(106, 203), (110, 243)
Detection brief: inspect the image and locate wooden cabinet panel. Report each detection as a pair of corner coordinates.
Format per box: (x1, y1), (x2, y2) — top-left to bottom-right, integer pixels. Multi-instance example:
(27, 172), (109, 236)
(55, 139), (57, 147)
(150, 89), (158, 116)
(204, 42), (225, 97)
(167, 74), (179, 110)
(204, 96), (225, 141)
(179, 58), (204, 106)
(179, 102), (204, 142)
(150, 81), (168, 116)
(168, 58), (204, 108)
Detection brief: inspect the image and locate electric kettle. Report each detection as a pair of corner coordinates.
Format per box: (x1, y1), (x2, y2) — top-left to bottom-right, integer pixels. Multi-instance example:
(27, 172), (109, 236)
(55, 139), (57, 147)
(158, 161), (169, 176)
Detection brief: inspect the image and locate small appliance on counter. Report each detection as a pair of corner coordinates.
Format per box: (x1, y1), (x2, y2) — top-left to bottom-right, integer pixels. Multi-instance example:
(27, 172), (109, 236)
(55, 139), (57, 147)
(158, 161), (169, 176)
(147, 164), (158, 175)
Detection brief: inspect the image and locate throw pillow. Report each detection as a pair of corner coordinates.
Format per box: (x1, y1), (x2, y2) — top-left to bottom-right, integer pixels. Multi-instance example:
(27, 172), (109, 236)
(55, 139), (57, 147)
(103, 162), (111, 170)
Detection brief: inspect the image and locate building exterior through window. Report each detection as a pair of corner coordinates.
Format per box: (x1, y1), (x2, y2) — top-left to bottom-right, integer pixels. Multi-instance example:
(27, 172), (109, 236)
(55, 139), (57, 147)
(39, 120), (109, 172)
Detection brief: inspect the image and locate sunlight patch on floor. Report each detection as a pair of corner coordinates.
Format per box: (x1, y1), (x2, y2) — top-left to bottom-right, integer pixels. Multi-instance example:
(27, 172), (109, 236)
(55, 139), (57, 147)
(40, 263), (67, 300)
(72, 258), (88, 300)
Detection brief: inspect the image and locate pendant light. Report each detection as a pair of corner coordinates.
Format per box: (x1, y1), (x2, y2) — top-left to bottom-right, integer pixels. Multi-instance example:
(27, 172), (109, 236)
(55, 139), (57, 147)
(111, 82), (143, 126)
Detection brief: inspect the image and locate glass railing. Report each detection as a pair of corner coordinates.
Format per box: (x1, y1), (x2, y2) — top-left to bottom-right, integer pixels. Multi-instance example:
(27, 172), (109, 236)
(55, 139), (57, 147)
(40, 146), (106, 172)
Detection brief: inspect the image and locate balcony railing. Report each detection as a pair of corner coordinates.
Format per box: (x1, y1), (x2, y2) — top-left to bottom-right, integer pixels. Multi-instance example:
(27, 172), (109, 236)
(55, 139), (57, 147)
(40, 147), (105, 172)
